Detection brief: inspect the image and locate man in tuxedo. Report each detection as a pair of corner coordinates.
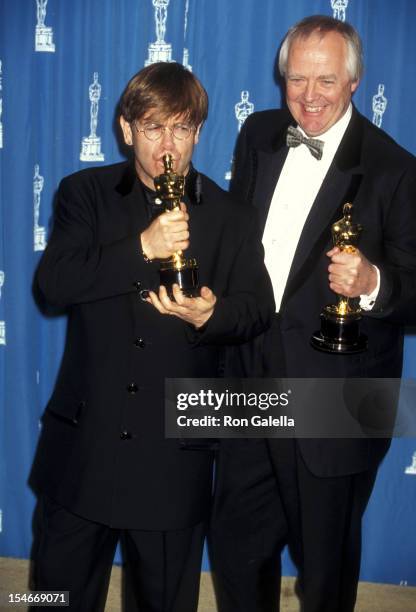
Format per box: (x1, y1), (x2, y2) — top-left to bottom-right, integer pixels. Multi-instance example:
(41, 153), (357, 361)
(30, 62), (274, 612)
(210, 15), (416, 612)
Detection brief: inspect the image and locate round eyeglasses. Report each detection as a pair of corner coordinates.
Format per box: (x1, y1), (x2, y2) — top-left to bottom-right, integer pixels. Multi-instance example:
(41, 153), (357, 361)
(134, 122), (195, 141)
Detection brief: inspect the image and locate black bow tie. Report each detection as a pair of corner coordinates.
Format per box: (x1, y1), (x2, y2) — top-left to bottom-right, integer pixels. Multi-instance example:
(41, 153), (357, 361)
(286, 125), (324, 160)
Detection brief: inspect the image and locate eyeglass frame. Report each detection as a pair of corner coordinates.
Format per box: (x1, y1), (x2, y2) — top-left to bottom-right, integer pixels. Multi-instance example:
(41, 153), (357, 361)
(133, 120), (197, 142)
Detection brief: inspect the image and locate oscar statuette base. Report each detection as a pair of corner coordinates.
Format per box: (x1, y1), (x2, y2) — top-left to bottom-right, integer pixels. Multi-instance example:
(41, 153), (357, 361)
(311, 306), (368, 354)
(160, 259), (200, 299)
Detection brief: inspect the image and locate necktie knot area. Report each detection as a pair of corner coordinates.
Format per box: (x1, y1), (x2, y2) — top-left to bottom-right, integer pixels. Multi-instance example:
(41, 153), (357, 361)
(286, 125), (324, 160)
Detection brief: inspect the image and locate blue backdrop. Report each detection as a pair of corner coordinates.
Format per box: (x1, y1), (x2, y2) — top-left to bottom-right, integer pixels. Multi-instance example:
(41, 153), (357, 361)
(0, 0), (415, 586)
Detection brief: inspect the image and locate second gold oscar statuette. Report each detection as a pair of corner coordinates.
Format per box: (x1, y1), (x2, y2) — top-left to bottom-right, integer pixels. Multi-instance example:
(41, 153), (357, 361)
(311, 202), (368, 354)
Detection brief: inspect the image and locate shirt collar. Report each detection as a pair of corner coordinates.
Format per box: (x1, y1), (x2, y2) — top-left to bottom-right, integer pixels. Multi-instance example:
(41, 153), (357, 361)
(116, 161), (203, 207)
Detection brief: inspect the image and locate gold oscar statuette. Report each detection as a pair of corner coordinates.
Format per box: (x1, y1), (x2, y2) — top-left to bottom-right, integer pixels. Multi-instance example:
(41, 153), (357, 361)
(153, 153), (199, 298)
(311, 202), (368, 353)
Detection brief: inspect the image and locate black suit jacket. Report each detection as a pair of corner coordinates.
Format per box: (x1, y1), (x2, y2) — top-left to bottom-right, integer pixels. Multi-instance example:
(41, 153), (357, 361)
(30, 161), (274, 530)
(230, 107), (416, 476)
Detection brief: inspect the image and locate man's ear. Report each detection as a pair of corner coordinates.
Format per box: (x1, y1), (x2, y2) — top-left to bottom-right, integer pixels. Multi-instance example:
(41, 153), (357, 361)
(119, 115), (133, 146)
(351, 80), (360, 94)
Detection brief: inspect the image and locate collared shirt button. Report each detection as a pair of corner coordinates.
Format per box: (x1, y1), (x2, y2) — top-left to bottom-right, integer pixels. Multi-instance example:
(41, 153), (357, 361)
(134, 338), (146, 348)
(120, 431), (132, 440)
(126, 383), (138, 394)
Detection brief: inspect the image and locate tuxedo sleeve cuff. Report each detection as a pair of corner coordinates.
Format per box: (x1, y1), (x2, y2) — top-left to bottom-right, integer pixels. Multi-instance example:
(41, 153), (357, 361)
(360, 266), (380, 311)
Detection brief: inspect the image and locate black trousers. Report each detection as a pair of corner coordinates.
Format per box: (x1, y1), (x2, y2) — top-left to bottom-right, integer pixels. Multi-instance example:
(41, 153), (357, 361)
(209, 439), (378, 612)
(31, 497), (205, 612)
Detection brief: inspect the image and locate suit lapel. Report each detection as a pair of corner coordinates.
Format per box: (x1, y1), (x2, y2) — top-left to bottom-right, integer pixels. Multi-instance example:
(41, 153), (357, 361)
(250, 117), (293, 232)
(115, 162), (150, 234)
(253, 148), (289, 231)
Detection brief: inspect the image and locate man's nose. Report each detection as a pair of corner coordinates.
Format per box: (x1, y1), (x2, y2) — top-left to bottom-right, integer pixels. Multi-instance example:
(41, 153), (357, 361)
(160, 126), (175, 145)
(304, 80), (318, 101)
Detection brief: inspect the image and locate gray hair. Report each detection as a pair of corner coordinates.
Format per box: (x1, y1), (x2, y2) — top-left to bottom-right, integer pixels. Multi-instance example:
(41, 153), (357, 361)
(279, 15), (363, 82)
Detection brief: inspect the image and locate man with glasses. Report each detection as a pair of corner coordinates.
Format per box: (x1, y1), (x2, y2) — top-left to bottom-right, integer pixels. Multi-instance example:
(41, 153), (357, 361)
(30, 62), (274, 612)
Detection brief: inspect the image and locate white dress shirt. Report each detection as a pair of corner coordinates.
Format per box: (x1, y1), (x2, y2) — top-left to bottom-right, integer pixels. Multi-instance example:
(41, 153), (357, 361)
(262, 104), (379, 312)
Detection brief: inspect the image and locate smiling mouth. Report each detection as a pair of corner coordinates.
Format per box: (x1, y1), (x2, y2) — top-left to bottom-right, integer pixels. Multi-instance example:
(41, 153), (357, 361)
(303, 105), (324, 113)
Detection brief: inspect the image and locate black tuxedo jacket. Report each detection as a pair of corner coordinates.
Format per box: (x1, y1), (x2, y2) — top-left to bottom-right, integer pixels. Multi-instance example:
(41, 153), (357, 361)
(230, 107), (416, 476)
(30, 161), (274, 530)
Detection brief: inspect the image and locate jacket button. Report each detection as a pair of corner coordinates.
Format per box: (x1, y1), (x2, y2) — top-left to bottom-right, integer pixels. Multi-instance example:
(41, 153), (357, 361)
(132, 281), (141, 290)
(120, 431), (132, 440)
(134, 338), (146, 348)
(126, 383), (138, 394)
